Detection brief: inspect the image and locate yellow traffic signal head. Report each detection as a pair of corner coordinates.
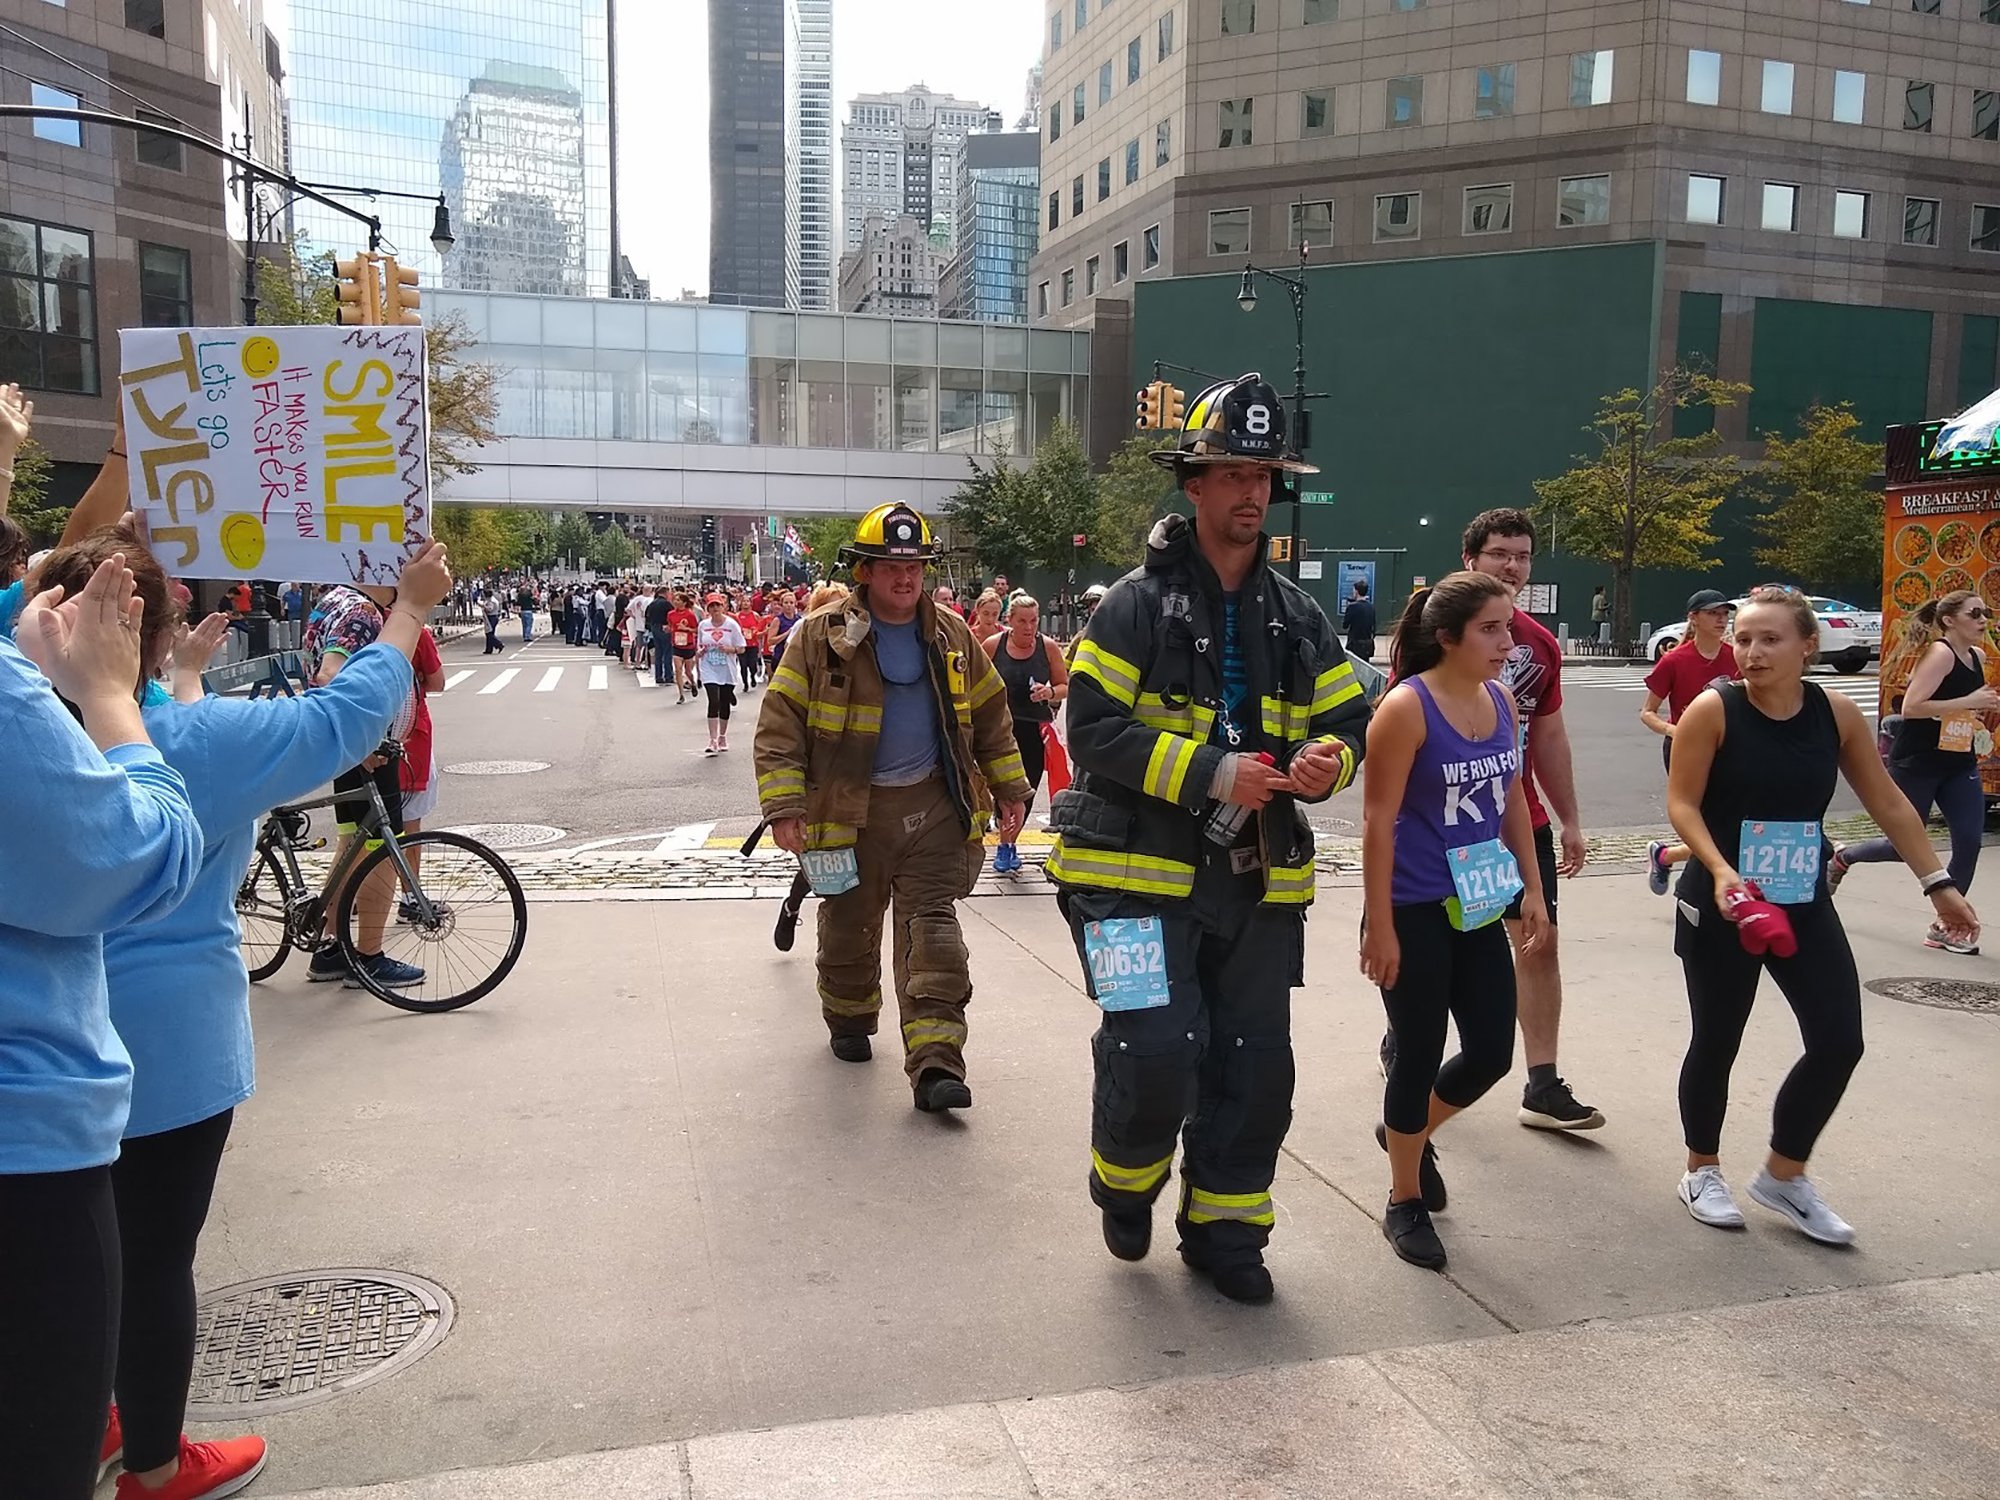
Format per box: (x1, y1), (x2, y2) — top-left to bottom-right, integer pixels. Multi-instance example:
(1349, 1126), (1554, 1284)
(382, 257), (422, 326)
(1163, 383), (1186, 431)
(1135, 381), (1166, 431)
(334, 254), (381, 325)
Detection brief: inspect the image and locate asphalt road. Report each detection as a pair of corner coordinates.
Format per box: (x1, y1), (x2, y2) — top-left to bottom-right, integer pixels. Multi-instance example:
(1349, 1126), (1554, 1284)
(423, 628), (1877, 853)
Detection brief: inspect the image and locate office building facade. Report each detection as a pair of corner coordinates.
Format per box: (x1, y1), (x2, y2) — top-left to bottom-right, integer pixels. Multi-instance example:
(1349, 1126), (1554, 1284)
(941, 129), (1041, 324)
(711, 0), (787, 307)
(790, 0), (835, 309)
(289, 0), (615, 295)
(842, 86), (999, 254)
(839, 213), (947, 317)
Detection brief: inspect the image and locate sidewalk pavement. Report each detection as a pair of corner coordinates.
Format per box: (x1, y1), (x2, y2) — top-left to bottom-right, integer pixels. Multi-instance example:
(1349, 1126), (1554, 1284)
(191, 866), (1995, 1499)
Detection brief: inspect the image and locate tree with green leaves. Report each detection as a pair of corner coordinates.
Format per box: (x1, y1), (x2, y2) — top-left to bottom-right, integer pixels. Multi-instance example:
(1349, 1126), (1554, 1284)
(941, 439), (1033, 577)
(430, 504), (516, 576)
(1531, 369), (1748, 646)
(1094, 432), (1174, 569)
(2, 438), (63, 545)
(788, 515), (856, 579)
(1014, 419), (1098, 571)
(588, 522), (639, 573)
(1749, 402), (1885, 598)
(549, 511), (596, 571)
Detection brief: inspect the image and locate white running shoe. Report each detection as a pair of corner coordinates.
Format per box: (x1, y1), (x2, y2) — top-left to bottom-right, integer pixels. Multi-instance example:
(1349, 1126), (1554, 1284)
(1748, 1169), (1856, 1245)
(1925, 923), (1980, 956)
(1647, 840), (1671, 898)
(1678, 1165), (1746, 1229)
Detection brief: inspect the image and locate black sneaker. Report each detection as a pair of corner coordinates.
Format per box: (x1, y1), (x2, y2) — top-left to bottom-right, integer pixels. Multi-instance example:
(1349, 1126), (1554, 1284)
(1384, 1198), (1447, 1271)
(307, 947), (350, 983)
(1101, 1209), (1151, 1262)
(1375, 1121), (1447, 1212)
(1519, 1076), (1606, 1131)
(1178, 1247), (1274, 1304)
(1377, 1028), (1397, 1080)
(828, 1034), (872, 1063)
(914, 1068), (973, 1113)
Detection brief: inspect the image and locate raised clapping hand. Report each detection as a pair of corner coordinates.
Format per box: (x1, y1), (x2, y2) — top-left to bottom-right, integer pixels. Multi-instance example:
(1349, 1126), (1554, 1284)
(17, 554), (144, 705)
(171, 612), (233, 676)
(0, 382), (33, 457)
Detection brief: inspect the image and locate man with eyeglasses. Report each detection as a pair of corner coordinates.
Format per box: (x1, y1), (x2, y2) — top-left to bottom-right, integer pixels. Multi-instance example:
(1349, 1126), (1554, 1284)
(1380, 507), (1604, 1131)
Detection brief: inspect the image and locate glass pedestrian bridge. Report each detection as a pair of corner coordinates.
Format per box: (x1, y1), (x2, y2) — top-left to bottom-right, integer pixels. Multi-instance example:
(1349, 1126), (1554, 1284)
(430, 291), (1094, 515)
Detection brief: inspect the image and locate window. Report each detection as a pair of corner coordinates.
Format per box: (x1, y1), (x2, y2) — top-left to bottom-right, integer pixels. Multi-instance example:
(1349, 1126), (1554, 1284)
(134, 108), (183, 170)
(1375, 192), (1420, 241)
(1125, 138), (1140, 182)
(1143, 223), (1161, 268)
(1974, 204), (2000, 251)
(124, 0), (165, 38)
(1208, 206), (1251, 256)
(1304, 0), (1336, 19)
(1098, 157), (1111, 200)
(1687, 174), (1725, 224)
(1976, 89), (2000, 140)
(1037, 281), (1050, 317)
(1061, 268), (1076, 305)
(1476, 65), (1515, 119)
(1100, 61), (1114, 105)
(1558, 175), (1611, 226)
(1833, 70), (1866, 124)
(1074, 83), (1086, 124)
(138, 243), (190, 326)
(1113, 240), (1130, 281)
(1051, 107), (1061, 143)
(1392, 0), (1422, 11)
(1761, 60), (1794, 115)
(1221, 0), (1255, 33)
(1905, 196), (1940, 245)
(1049, 191), (1061, 229)
(1833, 190), (1870, 238)
(1219, 97), (1253, 147)
(1288, 200), (1336, 250)
(1051, 11), (1062, 50)
(1156, 118), (1172, 165)
(0, 217), (99, 394)
(29, 83), (81, 146)
(1086, 255), (1101, 294)
(1687, 51), (1721, 106)
(1387, 76), (1422, 127)
(1464, 183), (1512, 233)
(1076, 0), (1088, 29)
(1570, 50), (1613, 106)
(1906, 81), (1935, 131)
(1761, 182), (1799, 232)
(1914, 0), (1941, 12)
(1128, 36), (1141, 84)
(1301, 90), (1332, 137)
(1158, 11), (1174, 59)
(1986, 0), (2000, 20)
(1072, 176), (1084, 215)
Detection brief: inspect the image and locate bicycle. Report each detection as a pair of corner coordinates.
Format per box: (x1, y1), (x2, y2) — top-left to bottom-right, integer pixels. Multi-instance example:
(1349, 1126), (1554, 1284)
(235, 755), (528, 1013)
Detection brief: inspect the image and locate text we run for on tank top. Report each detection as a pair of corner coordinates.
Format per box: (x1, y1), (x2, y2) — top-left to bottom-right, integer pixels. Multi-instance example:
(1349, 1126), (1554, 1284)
(1392, 677), (1522, 907)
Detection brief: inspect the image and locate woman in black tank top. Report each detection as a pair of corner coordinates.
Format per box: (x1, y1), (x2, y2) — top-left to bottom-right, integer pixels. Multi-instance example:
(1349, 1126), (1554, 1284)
(1664, 588), (1978, 1247)
(1831, 588), (1998, 937)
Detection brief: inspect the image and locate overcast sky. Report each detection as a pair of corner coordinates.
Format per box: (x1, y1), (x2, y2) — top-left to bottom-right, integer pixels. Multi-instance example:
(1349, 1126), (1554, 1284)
(266, 0), (1044, 298)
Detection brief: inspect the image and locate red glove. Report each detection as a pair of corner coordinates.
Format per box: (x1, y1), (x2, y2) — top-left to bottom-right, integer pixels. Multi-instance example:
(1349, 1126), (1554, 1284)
(1721, 882), (1797, 958)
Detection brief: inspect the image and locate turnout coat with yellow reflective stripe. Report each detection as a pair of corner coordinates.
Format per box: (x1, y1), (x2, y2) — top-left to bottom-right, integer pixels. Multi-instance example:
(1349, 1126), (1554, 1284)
(753, 589), (1033, 847)
(1048, 513), (1369, 905)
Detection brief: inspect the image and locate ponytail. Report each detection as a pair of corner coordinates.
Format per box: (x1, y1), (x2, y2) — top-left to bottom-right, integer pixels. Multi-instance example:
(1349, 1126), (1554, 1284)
(1389, 570), (1512, 679)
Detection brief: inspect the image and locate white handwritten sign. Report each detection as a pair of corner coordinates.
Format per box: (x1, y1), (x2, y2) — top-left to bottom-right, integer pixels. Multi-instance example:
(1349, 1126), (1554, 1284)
(118, 325), (430, 584)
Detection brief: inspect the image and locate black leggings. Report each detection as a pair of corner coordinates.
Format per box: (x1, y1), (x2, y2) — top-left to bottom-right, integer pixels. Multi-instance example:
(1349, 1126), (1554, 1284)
(1009, 722), (1047, 826)
(739, 649), (760, 689)
(111, 1108), (234, 1473)
(706, 682), (735, 722)
(1675, 898), (1862, 1161)
(0, 1165), (120, 1500)
(1378, 903), (1517, 1136)
(1840, 756), (1984, 895)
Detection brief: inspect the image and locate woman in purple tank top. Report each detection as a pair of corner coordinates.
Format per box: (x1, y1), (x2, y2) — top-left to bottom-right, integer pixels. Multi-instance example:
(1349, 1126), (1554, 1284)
(1360, 571), (1549, 1273)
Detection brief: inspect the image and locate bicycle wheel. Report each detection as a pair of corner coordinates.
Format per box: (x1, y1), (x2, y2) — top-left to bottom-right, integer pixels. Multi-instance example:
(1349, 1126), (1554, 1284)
(238, 847), (294, 983)
(335, 832), (527, 1013)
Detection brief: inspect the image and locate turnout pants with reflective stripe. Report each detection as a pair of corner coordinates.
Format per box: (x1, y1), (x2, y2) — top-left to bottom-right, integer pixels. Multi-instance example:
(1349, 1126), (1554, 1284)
(1060, 886), (1302, 1268)
(816, 775), (986, 1085)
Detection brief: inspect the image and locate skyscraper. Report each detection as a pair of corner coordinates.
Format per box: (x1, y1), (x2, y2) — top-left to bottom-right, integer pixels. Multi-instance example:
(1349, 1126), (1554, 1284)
(842, 86), (998, 256)
(709, 0), (786, 307)
(790, 0), (835, 310)
(940, 129), (1040, 324)
(287, 0), (615, 295)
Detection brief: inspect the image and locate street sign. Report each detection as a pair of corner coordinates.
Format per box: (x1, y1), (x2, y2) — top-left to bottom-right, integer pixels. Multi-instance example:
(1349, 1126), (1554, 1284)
(1299, 560), (1324, 580)
(1301, 490), (1337, 505)
(1073, 532), (1088, 546)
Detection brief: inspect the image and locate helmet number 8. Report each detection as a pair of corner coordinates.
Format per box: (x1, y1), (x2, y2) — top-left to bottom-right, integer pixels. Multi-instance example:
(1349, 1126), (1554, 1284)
(1243, 403), (1272, 436)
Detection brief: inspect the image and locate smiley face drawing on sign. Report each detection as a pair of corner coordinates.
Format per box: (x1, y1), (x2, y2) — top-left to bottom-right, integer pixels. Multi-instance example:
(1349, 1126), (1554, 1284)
(241, 336), (281, 378)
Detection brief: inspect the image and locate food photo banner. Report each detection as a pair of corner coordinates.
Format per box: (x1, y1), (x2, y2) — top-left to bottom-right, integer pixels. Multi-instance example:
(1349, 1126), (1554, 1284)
(119, 325), (430, 584)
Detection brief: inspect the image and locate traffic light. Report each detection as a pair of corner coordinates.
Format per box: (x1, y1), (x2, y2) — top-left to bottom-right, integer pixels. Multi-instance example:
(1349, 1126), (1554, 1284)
(1135, 380), (1163, 431)
(334, 255), (382, 326)
(1163, 383), (1186, 432)
(1269, 536), (1292, 563)
(381, 256), (422, 325)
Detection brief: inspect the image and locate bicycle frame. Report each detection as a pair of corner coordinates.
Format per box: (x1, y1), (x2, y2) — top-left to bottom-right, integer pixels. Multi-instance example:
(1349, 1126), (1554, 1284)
(260, 776), (438, 942)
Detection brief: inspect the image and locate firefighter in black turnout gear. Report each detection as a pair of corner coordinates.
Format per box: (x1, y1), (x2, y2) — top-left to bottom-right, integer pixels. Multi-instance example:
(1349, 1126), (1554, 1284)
(1048, 374), (1372, 1303)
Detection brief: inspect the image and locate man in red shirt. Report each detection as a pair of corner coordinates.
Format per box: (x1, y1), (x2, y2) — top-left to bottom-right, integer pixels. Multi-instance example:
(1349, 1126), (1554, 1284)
(1641, 589), (1738, 893)
(1455, 508), (1601, 1131)
(667, 593), (701, 704)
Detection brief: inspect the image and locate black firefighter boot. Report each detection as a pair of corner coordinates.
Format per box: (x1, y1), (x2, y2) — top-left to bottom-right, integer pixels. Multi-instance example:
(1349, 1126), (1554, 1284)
(914, 1068), (972, 1112)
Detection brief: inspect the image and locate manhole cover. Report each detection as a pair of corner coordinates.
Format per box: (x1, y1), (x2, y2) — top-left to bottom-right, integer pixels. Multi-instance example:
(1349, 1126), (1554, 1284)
(441, 823), (565, 849)
(186, 1269), (454, 1418)
(1309, 815), (1357, 834)
(444, 760), (550, 776)
(1865, 977), (2000, 1015)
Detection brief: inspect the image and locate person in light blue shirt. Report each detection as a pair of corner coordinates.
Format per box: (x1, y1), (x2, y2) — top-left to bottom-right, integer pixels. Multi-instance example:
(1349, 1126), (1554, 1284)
(34, 532), (453, 1499)
(0, 552), (203, 1500)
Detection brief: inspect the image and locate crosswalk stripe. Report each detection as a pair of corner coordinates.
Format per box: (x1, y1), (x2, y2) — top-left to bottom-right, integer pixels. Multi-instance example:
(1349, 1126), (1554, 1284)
(478, 669), (520, 695)
(535, 668), (563, 693)
(443, 670), (475, 691)
(652, 822), (717, 853)
(589, 665), (609, 691)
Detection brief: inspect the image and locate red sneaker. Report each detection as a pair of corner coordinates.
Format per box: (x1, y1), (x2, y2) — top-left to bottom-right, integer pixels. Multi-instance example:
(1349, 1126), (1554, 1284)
(114, 1435), (267, 1500)
(99, 1404), (123, 1483)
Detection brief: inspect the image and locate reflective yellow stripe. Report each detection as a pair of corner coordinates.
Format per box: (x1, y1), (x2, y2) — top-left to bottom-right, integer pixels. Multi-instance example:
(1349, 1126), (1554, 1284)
(1310, 662), (1363, 716)
(1135, 692), (1204, 735)
(806, 823), (858, 848)
(1046, 841), (1197, 897)
(1264, 860), (1316, 905)
(1140, 731), (1199, 803)
(901, 1019), (967, 1050)
(770, 663), (810, 704)
(1185, 1186), (1275, 1226)
(757, 768), (806, 798)
(987, 750), (1027, 786)
(968, 670), (1005, 709)
(1328, 736), (1358, 795)
(1093, 1149), (1174, 1195)
(1071, 639), (1140, 708)
(805, 700), (883, 735)
(817, 983), (881, 1017)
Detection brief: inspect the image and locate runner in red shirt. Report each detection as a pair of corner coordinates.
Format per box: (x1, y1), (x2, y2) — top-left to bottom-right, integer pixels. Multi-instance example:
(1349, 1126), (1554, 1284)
(1385, 508), (1602, 1131)
(667, 595), (700, 703)
(735, 604), (766, 690)
(1641, 589), (1739, 894)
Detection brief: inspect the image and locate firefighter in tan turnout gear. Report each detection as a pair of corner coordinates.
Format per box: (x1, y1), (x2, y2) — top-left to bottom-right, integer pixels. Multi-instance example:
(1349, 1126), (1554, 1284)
(1049, 373), (1372, 1302)
(754, 503), (1032, 1113)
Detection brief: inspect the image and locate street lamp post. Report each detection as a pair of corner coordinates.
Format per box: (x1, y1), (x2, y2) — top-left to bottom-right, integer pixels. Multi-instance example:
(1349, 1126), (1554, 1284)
(1235, 221), (1324, 584)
